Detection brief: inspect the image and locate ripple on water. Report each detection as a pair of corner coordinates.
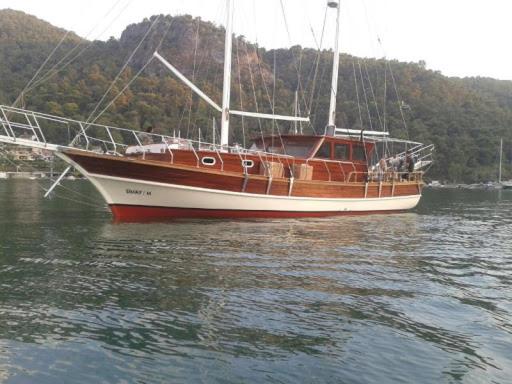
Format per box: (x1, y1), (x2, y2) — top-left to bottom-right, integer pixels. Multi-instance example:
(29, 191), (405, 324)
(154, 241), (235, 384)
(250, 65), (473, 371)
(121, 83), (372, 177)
(0, 186), (512, 383)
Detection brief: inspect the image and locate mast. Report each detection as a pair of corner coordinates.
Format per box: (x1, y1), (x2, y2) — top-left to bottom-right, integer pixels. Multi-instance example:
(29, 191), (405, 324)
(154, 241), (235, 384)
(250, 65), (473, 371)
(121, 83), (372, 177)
(221, 0), (234, 147)
(327, 1), (341, 128)
(499, 138), (503, 183)
(293, 90), (298, 134)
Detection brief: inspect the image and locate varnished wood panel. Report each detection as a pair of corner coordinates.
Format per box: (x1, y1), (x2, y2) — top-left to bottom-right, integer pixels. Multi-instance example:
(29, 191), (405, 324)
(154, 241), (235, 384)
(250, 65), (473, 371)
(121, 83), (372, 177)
(65, 150), (422, 199)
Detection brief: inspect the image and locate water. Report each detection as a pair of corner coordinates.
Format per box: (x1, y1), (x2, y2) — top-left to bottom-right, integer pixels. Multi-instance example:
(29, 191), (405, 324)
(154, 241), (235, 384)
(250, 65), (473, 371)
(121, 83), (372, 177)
(0, 180), (511, 384)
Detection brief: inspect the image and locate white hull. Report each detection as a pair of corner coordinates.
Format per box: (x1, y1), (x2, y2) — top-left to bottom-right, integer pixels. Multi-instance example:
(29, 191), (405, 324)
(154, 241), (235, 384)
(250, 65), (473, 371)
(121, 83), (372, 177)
(89, 172), (420, 211)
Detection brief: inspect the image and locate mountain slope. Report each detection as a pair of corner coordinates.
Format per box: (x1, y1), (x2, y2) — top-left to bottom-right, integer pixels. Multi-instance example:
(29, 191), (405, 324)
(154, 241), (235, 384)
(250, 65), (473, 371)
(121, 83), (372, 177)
(0, 9), (511, 183)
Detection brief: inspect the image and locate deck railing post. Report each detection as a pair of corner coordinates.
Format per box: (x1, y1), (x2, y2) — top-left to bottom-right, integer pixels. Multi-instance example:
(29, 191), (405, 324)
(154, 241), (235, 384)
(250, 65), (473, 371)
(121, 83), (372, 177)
(190, 142), (200, 167)
(323, 161), (331, 181)
(132, 131), (145, 159)
(288, 176), (294, 196)
(105, 127), (116, 154)
(23, 113), (40, 142)
(215, 147), (224, 171)
(78, 122), (90, 150)
(1, 108), (16, 140)
(32, 113), (47, 145)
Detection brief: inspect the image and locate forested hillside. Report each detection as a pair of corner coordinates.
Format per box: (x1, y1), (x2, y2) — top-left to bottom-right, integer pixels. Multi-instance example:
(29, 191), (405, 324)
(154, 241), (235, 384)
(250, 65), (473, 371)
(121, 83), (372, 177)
(1, 9), (511, 182)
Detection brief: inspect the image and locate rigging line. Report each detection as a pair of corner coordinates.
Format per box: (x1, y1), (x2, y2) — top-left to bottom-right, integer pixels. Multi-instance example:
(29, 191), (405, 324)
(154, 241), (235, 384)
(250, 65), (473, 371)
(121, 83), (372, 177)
(373, 32), (409, 139)
(85, 14), (162, 126)
(235, 4), (267, 144)
(0, 148), (101, 205)
(382, 62), (389, 156)
(363, 60), (383, 131)
(11, 0), (123, 105)
(357, 60), (373, 132)
(278, 0), (308, 111)
(387, 61), (409, 139)
(26, 0), (132, 93)
(49, 190), (108, 209)
(42, 0), (124, 74)
(87, 57), (155, 125)
(247, 4), (286, 159)
(190, 19), (223, 143)
(12, 30), (72, 108)
(186, 17), (201, 140)
(235, 37), (246, 149)
(310, 55), (329, 132)
(272, 50), (276, 146)
(154, 0), (185, 51)
(306, 6), (328, 118)
(303, 18), (321, 94)
(352, 60), (364, 131)
(43, 179), (104, 206)
(267, 43), (292, 168)
(242, 41), (266, 157)
(383, 62), (387, 132)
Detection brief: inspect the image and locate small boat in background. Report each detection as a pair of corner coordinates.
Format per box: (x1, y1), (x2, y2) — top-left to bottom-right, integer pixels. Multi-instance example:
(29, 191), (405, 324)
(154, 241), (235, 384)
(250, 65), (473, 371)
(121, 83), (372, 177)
(498, 138), (512, 189)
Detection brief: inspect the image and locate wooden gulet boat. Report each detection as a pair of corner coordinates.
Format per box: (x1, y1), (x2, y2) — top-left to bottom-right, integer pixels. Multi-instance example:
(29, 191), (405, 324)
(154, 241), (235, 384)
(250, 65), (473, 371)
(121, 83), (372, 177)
(0, 0), (434, 221)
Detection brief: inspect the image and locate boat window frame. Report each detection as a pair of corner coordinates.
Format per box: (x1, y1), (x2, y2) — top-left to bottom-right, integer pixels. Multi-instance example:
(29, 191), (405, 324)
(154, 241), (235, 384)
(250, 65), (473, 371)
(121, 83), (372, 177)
(334, 143), (349, 160)
(351, 144), (366, 161)
(201, 156), (217, 166)
(242, 159), (254, 168)
(314, 141), (332, 160)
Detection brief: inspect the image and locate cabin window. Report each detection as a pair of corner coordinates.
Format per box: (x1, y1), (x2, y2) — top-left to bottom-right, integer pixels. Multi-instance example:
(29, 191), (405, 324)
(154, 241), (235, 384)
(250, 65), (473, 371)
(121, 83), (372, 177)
(315, 142), (331, 159)
(352, 145), (366, 161)
(250, 137), (316, 157)
(201, 156), (216, 166)
(267, 144), (285, 154)
(242, 159), (254, 168)
(334, 144), (349, 160)
(282, 138), (315, 157)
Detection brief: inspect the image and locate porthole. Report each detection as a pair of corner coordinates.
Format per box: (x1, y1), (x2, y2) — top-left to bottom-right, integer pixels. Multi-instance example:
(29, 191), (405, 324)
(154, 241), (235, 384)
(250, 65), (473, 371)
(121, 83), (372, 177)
(201, 156), (216, 166)
(242, 159), (254, 168)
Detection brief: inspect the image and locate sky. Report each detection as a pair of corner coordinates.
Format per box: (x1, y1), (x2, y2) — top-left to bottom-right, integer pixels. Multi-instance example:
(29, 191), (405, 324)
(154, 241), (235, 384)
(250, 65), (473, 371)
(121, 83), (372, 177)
(0, 0), (511, 80)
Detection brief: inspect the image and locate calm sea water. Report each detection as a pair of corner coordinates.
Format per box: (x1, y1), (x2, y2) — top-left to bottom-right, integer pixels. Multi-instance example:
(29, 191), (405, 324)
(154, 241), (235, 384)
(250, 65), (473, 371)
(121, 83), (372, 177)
(0, 180), (511, 384)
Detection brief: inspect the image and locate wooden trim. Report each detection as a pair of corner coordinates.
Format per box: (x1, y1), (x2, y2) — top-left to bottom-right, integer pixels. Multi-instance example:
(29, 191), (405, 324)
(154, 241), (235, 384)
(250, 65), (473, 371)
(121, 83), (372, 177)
(64, 149), (423, 200)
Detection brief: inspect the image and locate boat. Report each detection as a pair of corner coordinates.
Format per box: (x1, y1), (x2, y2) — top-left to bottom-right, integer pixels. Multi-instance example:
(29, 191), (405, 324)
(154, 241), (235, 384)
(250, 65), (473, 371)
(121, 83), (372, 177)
(498, 139), (512, 189)
(0, 0), (434, 221)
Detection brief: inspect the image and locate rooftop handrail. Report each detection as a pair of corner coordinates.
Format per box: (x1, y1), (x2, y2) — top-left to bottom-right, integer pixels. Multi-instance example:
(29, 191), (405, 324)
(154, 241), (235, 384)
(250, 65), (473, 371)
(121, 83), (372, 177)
(0, 105), (432, 179)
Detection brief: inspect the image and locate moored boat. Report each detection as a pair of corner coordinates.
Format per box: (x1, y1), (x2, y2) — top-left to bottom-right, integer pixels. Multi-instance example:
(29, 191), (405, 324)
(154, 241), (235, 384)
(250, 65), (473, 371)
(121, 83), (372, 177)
(0, 0), (434, 221)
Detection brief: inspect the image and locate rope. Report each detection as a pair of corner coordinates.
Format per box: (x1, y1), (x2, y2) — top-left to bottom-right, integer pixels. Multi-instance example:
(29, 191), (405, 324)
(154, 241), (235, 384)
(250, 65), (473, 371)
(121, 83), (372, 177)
(387, 61), (409, 139)
(0, 148), (104, 207)
(382, 62), (389, 157)
(85, 14), (162, 126)
(242, 42), (266, 157)
(310, 56), (329, 130)
(305, 6), (328, 131)
(352, 61), (363, 132)
(49, 189), (109, 210)
(278, 0), (308, 112)
(26, 0), (132, 94)
(86, 57), (155, 125)
(12, 30), (72, 108)
(185, 18), (201, 140)
(363, 61), (383, 131)
(357, 60), (373, 132)
(235, 38), (246, 148)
